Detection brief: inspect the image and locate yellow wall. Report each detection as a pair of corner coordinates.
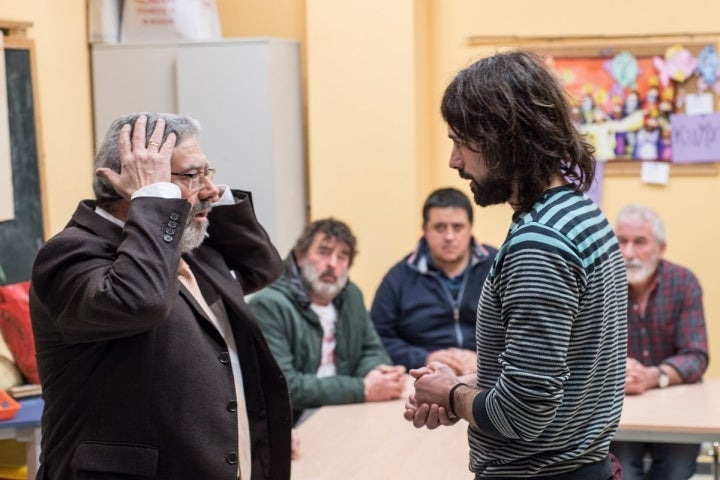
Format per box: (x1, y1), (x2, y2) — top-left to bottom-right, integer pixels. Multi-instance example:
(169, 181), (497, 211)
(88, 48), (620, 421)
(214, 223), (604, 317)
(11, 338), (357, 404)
(216, 0), (306, 40)
(305, 0), (430, 305)
(426, 0), (720, 379)
(3, 0), (719, 376)
(305, 0), (720, 377)
(0, 1), (94, 235)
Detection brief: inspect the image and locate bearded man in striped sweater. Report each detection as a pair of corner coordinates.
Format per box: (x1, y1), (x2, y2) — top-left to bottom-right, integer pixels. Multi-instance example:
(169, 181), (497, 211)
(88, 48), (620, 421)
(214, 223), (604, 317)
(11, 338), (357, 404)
(405, 50), (628, 480)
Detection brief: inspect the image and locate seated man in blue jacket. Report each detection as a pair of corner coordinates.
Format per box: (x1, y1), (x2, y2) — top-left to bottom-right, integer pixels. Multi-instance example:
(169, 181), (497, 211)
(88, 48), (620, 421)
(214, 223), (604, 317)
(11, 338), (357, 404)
(370, 187), (497, 375)
(249, 218), (405, 424)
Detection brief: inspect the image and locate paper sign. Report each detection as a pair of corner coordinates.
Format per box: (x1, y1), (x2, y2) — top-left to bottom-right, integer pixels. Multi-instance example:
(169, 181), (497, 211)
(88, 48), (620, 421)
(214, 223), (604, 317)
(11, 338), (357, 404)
(121, 0), (222, 42)
(670, 113), (720, 163)
(641, 161), (670, 185)
(684, 93), (714, 115)
(586, 161), (603, 205)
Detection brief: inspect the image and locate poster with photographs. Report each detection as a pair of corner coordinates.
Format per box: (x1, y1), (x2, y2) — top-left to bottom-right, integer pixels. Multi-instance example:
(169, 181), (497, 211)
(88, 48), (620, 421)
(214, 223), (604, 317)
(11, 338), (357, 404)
(546, 44), (720, 164)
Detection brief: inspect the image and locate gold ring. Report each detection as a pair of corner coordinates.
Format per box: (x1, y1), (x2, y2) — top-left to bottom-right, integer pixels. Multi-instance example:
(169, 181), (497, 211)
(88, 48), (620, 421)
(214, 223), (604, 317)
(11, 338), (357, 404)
(148, 141), (161, 148)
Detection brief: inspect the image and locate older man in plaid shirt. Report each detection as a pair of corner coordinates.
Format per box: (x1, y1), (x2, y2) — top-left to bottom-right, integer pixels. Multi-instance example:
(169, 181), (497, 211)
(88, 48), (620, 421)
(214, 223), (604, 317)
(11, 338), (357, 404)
(610, 204), (709, 480)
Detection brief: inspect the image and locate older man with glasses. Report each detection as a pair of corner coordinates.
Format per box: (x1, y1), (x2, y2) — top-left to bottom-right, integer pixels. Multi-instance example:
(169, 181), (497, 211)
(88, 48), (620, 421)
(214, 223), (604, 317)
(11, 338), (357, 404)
(30, 112), (293, 480)
(610, 204), (709, 480)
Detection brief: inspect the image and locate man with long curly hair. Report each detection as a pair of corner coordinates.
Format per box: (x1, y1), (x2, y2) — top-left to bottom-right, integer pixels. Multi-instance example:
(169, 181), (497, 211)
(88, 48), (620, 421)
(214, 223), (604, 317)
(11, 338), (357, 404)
(405, 51), (628, 480)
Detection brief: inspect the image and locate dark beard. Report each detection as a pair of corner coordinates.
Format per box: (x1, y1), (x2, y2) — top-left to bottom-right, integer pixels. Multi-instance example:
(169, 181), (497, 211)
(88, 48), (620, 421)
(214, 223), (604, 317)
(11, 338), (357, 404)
(460, 171), (512, 207)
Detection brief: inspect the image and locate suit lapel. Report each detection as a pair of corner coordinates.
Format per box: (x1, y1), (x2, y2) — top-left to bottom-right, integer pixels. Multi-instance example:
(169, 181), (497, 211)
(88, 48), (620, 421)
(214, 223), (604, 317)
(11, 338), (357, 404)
(184, 252), (265, 341)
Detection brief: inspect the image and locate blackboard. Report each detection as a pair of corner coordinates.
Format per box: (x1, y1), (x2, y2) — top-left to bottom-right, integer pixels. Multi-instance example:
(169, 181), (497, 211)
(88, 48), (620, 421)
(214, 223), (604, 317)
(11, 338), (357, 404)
(0, 47), (43, 284)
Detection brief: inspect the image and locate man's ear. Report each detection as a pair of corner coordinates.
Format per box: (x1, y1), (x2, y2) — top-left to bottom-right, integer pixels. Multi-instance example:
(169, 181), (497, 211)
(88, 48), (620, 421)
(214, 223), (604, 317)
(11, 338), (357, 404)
(293, 249), (304, 267)
(659, 242), (667, 256)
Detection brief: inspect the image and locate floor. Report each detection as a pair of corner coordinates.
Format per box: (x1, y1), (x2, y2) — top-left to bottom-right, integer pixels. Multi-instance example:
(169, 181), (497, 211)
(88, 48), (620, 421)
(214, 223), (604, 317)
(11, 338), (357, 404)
(624, 452), (715, 478)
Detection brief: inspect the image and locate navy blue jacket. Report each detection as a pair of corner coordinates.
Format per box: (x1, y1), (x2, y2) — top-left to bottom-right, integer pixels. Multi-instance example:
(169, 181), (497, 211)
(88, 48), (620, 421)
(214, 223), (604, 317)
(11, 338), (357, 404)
(370, 238), (497, 370)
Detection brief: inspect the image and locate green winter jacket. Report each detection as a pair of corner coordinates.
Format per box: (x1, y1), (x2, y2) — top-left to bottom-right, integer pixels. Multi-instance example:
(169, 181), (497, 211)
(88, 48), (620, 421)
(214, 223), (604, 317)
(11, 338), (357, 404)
(249, 254), (391, 422)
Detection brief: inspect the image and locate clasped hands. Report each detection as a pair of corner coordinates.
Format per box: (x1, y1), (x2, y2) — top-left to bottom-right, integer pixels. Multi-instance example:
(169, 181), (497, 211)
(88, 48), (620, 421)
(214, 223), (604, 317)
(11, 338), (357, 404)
(404, 362), (463, 430)
(426, 347), (477, 375)
(625, 357), (660, 395)
(363, 364), (407, 402)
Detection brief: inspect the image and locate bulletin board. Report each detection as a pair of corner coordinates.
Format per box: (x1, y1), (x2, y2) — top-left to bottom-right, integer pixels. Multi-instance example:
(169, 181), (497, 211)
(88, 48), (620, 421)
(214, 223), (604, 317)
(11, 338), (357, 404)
(466, 34), (720, 178)
(0, 21), (46, 285)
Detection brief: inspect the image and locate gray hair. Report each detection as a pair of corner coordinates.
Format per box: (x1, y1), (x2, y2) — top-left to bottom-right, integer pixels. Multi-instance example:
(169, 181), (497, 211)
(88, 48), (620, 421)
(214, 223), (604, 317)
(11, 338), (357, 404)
(93, 112), (202, 207)
(615, 204), (666, 245)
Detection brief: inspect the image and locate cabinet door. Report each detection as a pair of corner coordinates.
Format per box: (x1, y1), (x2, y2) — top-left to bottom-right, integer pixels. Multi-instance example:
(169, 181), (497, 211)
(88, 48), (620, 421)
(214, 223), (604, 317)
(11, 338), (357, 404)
(91, 43), (178, 149)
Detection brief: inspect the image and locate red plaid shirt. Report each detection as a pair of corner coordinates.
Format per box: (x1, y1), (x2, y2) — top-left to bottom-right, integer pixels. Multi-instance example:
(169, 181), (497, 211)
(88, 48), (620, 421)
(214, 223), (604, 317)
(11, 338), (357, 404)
(627, 259), (708, 382)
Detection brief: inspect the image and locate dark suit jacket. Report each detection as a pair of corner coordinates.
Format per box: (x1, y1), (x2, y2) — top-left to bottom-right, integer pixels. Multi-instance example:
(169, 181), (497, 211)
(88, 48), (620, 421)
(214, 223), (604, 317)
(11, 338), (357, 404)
(30, 192), (291, 480)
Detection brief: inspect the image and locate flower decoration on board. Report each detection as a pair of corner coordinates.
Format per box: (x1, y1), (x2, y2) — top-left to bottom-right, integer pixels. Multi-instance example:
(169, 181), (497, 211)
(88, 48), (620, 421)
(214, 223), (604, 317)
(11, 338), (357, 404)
(653, 44), (697, 87)
(696, 44), (720, 94)
(606, 51), (640, 89)
(607, 83), (626, 106)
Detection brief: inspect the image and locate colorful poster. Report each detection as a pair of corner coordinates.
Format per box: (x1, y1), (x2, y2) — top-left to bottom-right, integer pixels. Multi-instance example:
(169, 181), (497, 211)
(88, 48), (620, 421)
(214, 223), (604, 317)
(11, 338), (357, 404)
(552, 56), (657, 111)
(547, 52), (682, 162)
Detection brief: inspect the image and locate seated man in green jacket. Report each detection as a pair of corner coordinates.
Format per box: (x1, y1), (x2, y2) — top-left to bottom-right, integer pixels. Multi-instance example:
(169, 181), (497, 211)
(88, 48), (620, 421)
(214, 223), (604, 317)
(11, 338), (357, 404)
(249, 218), (406, 424)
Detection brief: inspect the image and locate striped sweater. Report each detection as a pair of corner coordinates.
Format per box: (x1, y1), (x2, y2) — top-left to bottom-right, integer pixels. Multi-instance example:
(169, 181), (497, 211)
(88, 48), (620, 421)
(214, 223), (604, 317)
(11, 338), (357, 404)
(469, 185), (628, 479)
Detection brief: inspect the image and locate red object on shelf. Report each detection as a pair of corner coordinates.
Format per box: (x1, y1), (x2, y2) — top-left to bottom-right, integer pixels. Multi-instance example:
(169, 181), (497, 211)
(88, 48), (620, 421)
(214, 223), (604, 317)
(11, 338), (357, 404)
(0, 390), (20, 420)
(0, 281), (40, 384)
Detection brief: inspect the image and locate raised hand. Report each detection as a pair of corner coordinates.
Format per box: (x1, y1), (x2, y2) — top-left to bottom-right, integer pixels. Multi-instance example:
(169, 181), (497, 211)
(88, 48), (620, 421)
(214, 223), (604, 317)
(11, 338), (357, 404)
(96, 115), (177, 199)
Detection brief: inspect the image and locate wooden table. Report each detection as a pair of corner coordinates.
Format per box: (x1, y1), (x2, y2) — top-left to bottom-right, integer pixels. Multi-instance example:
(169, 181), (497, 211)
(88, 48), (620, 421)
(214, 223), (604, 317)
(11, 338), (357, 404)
(617, 378), (720, 443)
(616, 378), (720, 479)
(291, 382), (472, 480)
(292, 378), (720, 479)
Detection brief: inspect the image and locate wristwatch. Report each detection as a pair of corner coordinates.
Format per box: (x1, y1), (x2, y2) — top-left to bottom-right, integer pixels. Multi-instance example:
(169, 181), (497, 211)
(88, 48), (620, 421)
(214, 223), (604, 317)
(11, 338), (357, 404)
(657, 367), (670, 388)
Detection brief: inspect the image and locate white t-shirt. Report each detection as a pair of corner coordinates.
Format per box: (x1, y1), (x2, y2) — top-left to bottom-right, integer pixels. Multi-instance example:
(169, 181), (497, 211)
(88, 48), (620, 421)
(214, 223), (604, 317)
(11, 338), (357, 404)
(312, 303), (338, 378)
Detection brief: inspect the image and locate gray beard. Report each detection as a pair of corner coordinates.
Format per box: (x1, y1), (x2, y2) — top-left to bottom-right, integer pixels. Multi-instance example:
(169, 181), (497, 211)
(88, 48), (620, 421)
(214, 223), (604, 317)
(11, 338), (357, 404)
(300, 259), (348, 303)
(625, 257), (659, 285)
(180, 201), (212, 252)
(180, 221), (208, 252)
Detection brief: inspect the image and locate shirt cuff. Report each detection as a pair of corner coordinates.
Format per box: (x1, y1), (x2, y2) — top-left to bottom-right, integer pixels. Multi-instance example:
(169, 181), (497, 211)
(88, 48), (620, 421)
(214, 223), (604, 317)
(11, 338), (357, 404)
(214, 185), (234, 206)
(131, 182), (182, 199)
(472, 389), (505, 439)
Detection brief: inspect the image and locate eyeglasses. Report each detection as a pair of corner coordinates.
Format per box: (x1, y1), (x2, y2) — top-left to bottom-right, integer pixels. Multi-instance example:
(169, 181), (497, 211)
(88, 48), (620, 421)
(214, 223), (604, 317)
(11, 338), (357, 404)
(171, 167), (216, 190)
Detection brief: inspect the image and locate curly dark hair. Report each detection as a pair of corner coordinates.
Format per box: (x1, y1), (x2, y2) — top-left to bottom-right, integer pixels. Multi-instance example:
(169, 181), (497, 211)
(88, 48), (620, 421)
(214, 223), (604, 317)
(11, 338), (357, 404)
(441, 50), (596, 213)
